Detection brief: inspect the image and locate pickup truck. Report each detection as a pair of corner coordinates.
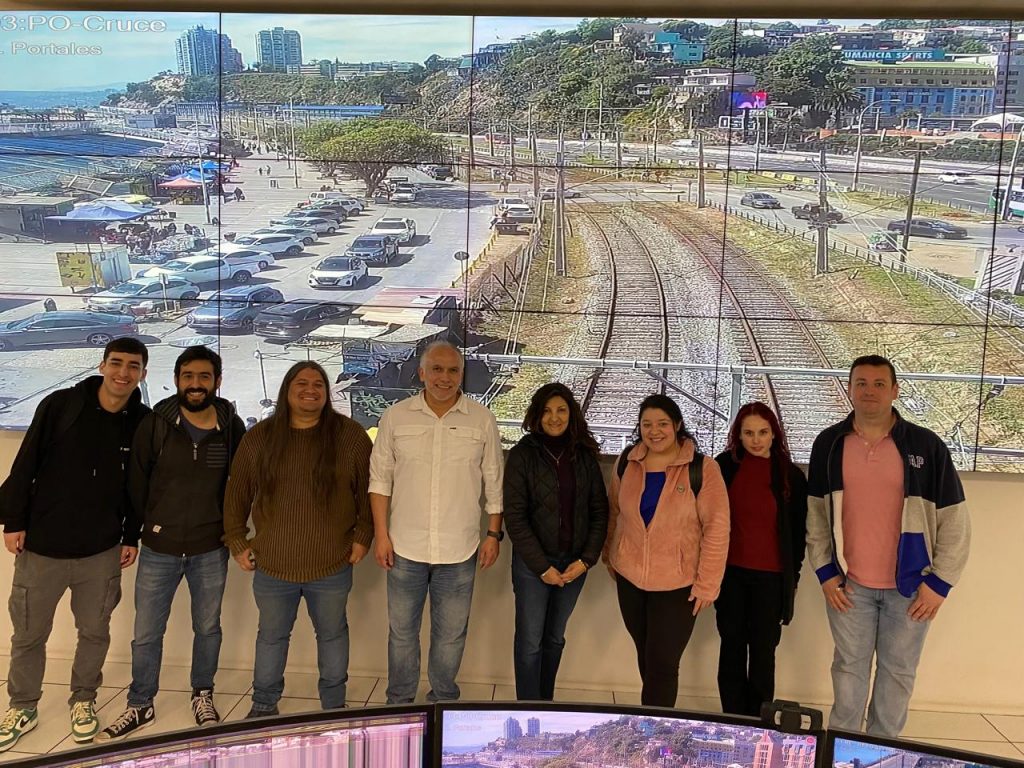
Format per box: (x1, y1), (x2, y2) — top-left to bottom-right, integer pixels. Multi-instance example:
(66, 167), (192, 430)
(791, 203), (844, 223)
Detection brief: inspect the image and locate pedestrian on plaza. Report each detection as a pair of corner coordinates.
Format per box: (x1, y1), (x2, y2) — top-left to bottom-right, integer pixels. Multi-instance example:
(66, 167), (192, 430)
(499, 178), (509, 193)
(714, 402), (807, 717)
(257, 167), (263, 177)
(99, 347), (245, 742)
(370, 342), (504, 704)
(504, 383), (608, 700)
(604, 394), (729, 707)
(807, 355), (970, 737)
(224, 362), (373, 717)
(0, 339), (150, 752)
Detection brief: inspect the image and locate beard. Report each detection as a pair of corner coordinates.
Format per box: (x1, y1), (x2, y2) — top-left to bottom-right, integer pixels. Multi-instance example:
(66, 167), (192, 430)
(178, 387), (215, 413)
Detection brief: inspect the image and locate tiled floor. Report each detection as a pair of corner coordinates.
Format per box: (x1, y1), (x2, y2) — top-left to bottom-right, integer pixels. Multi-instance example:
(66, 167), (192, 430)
(0, 655), (1021, 762)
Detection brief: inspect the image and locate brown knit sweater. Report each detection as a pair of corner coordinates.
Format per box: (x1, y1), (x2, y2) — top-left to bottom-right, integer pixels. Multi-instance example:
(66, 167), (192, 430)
(223, 415), (373, 582)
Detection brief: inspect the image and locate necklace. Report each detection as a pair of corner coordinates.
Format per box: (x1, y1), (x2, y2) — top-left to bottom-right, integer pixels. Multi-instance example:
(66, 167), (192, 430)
(542, 445), (566, 463)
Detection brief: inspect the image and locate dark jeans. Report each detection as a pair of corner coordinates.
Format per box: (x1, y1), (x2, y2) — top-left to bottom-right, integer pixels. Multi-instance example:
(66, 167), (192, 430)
(7, 547), (122, 709)
(512, 551), (586, 701)
(128, 547), (229, 708)
(714, 565), (784, 716)
(615, 576), (697, 707)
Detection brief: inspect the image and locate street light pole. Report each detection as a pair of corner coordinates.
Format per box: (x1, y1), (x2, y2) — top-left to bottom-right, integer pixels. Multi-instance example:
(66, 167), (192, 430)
(853, 98), (899, 192)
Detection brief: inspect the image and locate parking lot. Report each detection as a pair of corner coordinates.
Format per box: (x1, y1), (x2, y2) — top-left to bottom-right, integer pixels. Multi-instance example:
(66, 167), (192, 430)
(0, 159), (497, 427)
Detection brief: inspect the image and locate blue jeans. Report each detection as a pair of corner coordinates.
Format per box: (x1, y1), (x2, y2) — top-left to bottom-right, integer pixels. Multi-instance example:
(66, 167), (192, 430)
(827, 578), (931, 737)
(386, 553), (476, 704)
(128, 546), (228, 708)
(512, 551), (586, 700)
(251, 566), (353, 712)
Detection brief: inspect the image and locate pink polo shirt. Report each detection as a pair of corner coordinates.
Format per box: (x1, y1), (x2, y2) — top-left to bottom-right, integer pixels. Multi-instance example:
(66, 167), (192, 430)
(841, 432), (904, 589)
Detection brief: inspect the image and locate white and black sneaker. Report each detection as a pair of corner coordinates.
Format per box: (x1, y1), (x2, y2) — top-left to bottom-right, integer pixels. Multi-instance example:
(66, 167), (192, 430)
(191, 689), (219, 726)
(96, 705), (154, 742)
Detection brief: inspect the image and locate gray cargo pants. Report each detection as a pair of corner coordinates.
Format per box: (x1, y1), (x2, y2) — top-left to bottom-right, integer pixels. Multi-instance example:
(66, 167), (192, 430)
(7, 546), (122, 709)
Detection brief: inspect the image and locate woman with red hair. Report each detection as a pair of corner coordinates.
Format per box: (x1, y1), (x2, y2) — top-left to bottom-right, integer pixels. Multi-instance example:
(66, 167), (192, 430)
(714, 402), (808, 716)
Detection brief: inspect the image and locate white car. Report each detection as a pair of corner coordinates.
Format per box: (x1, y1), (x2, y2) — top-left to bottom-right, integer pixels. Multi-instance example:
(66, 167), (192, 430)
(250, 226), (319, 246)
(142, 255), (259, 285)
(539, 187), (580, 200)
(215, 248), (275, 271)
(308, 197), (365, 215)
(308, 255), (368, 289)
(390, 185), (418, 203)
(494, 197), (526, 215)
(370, 217), (417, 244)
(287, 208), (346, 226)
(87, 276), (200, 313)
(938, 171), (974, 184)
(222, 234), (304, 256)
(269, 216), (338, 234)
(502, 204), (536, 223)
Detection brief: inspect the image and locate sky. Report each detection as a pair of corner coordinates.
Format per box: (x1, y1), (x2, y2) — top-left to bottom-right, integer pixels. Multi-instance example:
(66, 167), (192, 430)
(0, 13), (919, 91)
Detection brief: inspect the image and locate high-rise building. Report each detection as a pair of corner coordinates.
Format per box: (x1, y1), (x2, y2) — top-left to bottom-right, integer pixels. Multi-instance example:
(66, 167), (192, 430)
(256, 27), (303, 73)
(176, 25), (243, 76)
(753, 731), (784, 768)
(503, 717), (523, 741)
(527, 717), (540, 737)
(847, 60), (995, 117)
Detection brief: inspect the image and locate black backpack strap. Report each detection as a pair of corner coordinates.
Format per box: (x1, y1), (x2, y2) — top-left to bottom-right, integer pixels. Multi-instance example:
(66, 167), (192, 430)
(616, 445), (633, 480)
(689, 450), (704, 497)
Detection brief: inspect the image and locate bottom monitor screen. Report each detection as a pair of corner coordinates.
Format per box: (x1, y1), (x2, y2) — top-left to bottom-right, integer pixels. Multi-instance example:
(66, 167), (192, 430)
(36, 711), (428, 768)
(833, 737), (1013, 768)
(441, 709), (817, 768)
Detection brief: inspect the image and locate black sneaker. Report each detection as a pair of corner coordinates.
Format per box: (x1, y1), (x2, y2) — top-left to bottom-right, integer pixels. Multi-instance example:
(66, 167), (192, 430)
(245, 705), (279, 719)
(191, 689), (219, 726)
(96, 705), (154, 742)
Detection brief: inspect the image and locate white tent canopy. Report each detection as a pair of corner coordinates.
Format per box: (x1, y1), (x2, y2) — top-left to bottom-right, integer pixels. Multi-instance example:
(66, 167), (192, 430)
(971, 112), (1024, 130)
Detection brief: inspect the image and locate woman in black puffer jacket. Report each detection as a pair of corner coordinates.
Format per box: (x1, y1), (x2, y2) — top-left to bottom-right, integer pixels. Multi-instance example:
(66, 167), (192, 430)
(503, 383), (609, 700)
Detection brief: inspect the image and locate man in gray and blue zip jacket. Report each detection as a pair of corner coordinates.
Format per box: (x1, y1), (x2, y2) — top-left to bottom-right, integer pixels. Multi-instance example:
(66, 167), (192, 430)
(806, 354), (970, 738)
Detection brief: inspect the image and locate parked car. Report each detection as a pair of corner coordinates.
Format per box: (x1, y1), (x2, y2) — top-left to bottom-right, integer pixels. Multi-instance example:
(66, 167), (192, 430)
(250, 226), (319, 246)
(269, 216), (338, 235)
(494, 197), (526, 215)
(210, 248), (275, 271)
(424, 165), (454, 180)
(539, 187), (581, 200)
(308, 256), (369, 289)
(740, 192), (782, 209)
(88, 276), (200, 314)
(286, 208), (346, 226)
(142, 255), (259, 285)
(307, 197), (365, 215)
(886, 218), (969, 239)
(390, 185), (418, 203)
(938, 170), (974, 184)
(502, 204), (536, 223)
(792, 203), (844, 222)
(254, 299), (351, 341)
(221, 234), (304, 257)
(346, 235), (399, 266)
(186, 285), (285, 331)
(370, 217), (417, 244)
(0, 311), (138, 351)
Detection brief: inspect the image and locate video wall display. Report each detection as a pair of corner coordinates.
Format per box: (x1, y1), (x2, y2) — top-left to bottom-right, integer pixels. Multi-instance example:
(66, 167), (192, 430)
(0, 13), (1022, 470)
(28, 710), (429, 767)
(832, 735), (1020, 768)
(440, 706), (818, 768)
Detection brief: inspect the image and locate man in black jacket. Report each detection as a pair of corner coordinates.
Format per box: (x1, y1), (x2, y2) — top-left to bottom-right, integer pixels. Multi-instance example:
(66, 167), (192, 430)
(0, 338), (149, 752)
(99, 346), (244, 742)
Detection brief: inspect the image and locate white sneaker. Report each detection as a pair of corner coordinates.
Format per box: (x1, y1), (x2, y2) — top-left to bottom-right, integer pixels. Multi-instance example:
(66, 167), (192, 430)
(70, 700), (99, 743)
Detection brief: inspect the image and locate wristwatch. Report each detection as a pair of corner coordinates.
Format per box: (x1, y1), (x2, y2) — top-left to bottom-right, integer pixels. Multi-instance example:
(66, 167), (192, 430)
(486, 530), (505, 541)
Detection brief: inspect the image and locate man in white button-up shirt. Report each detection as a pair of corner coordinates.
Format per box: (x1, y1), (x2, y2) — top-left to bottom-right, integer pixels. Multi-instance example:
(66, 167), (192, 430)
(369, 342), (504, 704)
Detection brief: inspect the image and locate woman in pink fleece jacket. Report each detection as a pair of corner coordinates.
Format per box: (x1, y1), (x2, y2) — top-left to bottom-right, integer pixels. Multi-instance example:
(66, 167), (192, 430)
(604, 394), (730, 707)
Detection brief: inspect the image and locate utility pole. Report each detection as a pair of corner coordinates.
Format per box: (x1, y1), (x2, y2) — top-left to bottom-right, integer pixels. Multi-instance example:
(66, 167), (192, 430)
(488, 123), (495, 158)
(597, 80), (605, 159)
(814, 147), (829, 275)
(554, 126), (566, 276)
(901, 151), (924, 262)
(652, 118), (659, 166)
(467, 118), (475, 168)
(532, 131), (540, 201)
(754, 127), (761, 173)
(697, 133), (706, 208)
(616, 131), (623, 180)
(1000, 122), (1024, 221)
(507, 118), (515, 175)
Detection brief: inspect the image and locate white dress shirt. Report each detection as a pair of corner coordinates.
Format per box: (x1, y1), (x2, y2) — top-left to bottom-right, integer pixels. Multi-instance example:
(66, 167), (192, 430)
(369, 391), (504, 564)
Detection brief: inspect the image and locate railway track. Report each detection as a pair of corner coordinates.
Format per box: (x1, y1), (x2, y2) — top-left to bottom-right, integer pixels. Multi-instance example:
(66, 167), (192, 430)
(573, 207), (669, 445)
(644, 204), (851, 455)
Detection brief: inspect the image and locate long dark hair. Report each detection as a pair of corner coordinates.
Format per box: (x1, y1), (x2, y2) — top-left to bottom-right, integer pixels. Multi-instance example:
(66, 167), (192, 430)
(522, 382), (599, 456)
(631, 394), (698, 448)
(725, 401), (794, 499)
(260, 361), (343, 499)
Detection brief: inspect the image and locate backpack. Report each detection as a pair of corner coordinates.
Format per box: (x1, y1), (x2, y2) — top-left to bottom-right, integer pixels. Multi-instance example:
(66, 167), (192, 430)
(616, 444), (704, 497)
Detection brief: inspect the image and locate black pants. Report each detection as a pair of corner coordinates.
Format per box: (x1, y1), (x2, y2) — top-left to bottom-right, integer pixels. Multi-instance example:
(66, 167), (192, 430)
(615, 576), (697, 707)
(714, 565), (784, 716)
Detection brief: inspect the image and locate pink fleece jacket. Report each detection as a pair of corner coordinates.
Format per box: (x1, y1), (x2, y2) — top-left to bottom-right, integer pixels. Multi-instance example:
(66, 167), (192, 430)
(603, 439), (730, 599)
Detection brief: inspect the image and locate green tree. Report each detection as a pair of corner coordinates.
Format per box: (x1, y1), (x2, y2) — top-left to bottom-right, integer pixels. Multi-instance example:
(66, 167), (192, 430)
(707, 24), (771, 60)
(813, 70), (863, 126)
(662, 20), (710, 41)
(575, 17), (642, 43)
(305, 119), (443, 194)
(183, 75), (219, 102)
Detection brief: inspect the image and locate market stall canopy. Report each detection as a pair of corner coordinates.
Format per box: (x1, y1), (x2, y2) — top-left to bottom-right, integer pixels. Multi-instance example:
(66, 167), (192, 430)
(158, 177), (205, 189)
(46, 200), (156, 221)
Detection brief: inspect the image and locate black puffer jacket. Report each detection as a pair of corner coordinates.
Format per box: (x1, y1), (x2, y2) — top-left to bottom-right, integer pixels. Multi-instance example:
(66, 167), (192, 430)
(716, 450), (808, 625)
(503, 433), (609, 575)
